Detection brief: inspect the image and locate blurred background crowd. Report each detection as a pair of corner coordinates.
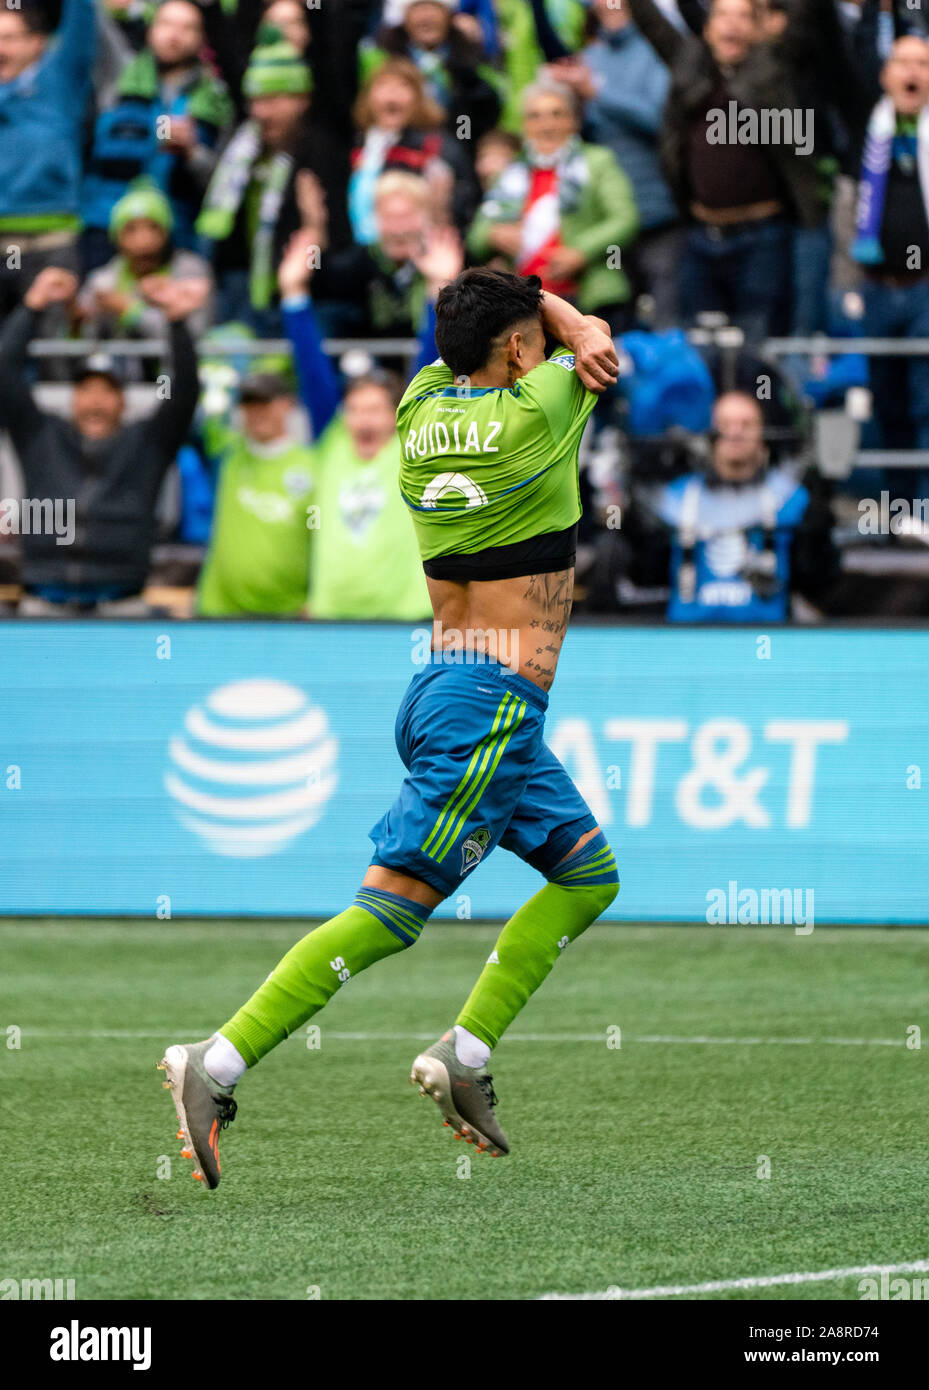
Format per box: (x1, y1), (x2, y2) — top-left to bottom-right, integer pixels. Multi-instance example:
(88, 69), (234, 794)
(2, 0), (929, 622)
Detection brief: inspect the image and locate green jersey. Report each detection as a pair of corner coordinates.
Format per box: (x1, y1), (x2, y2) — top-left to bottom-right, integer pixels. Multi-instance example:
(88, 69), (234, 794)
(397, 348), (597, 563)
(308, 417), (431, 621)
(196, 421), (315, 617)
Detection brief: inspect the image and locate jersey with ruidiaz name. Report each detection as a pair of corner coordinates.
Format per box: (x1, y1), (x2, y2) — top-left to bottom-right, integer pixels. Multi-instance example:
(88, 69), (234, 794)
(397, 348), (597, 562)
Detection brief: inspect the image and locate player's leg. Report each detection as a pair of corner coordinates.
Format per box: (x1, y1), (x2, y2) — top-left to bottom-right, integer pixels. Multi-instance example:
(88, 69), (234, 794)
(158, 665), (451, 1189)
(453, 818), (619, 1053)
(411, 743), (619, 1153)
(159, 872), (442, 1188)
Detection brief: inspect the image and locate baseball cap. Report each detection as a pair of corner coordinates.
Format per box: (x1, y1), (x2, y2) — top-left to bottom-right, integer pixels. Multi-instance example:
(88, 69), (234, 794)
(74, 353), (125, 390)
(238, 370), (294, 403)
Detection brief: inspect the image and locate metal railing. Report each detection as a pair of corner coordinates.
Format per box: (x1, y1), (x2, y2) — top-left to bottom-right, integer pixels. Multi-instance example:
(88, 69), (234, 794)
(28, 337), (421, 358)
(22, 328), (929, 474)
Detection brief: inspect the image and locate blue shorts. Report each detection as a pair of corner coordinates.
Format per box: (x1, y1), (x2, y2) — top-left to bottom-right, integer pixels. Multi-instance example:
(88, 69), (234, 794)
(368, 656), (598, 898)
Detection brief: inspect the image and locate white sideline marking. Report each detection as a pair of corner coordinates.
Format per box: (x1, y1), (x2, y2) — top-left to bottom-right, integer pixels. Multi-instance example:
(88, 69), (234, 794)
(539, 1258), (929, 1300)
(20, 1029), (908, 1046)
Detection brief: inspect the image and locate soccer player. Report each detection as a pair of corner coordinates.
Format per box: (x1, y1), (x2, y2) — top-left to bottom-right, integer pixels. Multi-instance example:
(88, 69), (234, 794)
(159, 268), (621, 1186)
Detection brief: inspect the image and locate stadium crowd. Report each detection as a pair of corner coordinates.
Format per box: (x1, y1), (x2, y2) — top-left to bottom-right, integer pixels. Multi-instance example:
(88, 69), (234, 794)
(1, 0), (929, 621)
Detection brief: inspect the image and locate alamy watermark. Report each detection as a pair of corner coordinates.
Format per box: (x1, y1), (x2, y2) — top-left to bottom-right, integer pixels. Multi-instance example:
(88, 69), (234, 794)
(858, 492), (929, 535)
(0, 1276), (76, 1299)
(0, 497), (75, 545)
(412, 623), (519, 670)
(706, 879), (814, 934)
(858, 1272), (929, 1300)
(705, 102), (815, 157)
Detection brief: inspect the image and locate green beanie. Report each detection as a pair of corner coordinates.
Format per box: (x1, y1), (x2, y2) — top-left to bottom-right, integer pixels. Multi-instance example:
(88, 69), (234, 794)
(109, 180), (174, 242)
(243, 38), (312, 99)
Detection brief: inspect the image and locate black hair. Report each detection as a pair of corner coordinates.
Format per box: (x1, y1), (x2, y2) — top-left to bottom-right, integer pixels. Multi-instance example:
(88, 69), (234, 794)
(435, 268), (544, 379)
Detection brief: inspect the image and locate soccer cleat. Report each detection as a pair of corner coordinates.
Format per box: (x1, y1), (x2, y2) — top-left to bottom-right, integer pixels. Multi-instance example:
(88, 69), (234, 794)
(157, 1040), (237, 1190)
(410, 1029), (509, 1156)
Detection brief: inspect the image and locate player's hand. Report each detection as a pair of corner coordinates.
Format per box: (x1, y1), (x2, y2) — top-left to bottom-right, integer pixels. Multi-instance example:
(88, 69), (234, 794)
(572, 319), (619, 394)
(139, 276), (211, 322)
(414, 224), (464, 299)
(278, 227), (320, 297)
(24, 267), (79, 312)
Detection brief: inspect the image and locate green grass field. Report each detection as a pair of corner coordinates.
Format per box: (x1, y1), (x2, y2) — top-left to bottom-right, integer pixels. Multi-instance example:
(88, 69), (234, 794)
(1, 920), (927, 1301)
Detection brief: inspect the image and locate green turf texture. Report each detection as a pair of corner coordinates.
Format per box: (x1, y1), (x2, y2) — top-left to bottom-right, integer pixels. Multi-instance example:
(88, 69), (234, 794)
(1, 920), (926, 1301)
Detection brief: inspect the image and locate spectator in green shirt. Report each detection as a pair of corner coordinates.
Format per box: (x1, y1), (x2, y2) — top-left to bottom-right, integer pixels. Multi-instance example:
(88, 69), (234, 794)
(196, 369), (316, 617)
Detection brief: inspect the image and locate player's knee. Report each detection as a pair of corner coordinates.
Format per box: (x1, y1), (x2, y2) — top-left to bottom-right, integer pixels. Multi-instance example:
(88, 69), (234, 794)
(354, 886), (434, 949)
(548, 829), (619, 916)
(590, 873), (620, 915)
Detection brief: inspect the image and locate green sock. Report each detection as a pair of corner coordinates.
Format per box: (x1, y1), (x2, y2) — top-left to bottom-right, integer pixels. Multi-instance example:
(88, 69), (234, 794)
(220, 890), (430, 1066)
(456, 878), (618, 1051)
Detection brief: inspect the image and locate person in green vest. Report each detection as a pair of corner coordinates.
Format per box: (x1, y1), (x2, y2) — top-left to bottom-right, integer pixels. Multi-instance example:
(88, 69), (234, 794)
(467, 73), (639, 331)
(195, 365), (316, 617)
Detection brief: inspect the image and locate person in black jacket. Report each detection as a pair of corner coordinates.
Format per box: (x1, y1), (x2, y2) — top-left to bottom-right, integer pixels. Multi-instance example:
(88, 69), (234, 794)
(0, 266), (205, 615)
(626, 0), (846, 343)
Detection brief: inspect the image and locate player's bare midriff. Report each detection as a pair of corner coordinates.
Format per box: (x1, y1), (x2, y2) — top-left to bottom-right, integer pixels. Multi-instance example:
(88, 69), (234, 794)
(426, 568), (574, 694)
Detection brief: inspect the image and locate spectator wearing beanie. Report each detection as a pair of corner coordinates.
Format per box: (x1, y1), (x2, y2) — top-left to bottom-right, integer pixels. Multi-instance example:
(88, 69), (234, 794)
(78, 180), (214, 363)
(196, 35), (314, 331)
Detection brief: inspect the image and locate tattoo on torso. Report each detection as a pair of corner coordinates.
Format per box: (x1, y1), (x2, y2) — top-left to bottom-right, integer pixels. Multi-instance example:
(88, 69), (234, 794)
(521, 570), (574, 691)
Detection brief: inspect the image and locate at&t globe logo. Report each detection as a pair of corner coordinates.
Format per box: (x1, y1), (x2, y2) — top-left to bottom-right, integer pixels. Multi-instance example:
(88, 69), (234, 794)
(165, 679), (338, 857)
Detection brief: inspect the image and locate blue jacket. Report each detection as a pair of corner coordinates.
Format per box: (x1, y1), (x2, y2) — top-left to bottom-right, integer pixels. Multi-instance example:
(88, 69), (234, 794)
(583, 25), (676, 232)
(81, 53), (232, 246)
(0, 0), (96, 221)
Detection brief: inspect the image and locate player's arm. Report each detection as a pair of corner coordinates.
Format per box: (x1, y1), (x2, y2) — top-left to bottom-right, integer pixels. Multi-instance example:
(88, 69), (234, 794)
(538, 291), (618, 394)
